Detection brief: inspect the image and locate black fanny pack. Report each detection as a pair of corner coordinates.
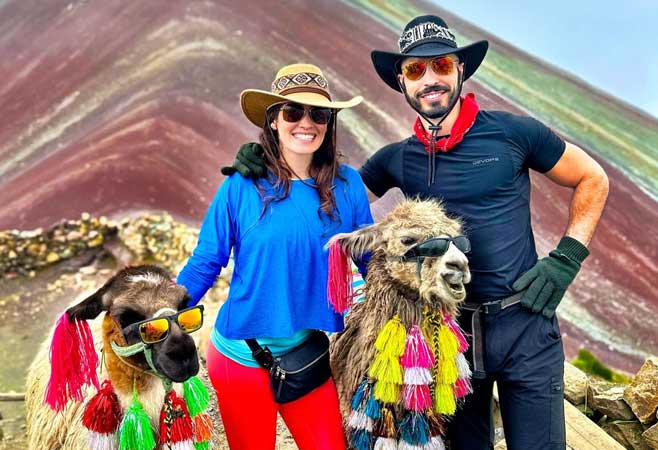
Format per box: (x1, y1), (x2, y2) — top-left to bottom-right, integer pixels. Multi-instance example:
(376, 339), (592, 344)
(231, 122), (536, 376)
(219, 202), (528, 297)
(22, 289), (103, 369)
(245, 330), (331, 403)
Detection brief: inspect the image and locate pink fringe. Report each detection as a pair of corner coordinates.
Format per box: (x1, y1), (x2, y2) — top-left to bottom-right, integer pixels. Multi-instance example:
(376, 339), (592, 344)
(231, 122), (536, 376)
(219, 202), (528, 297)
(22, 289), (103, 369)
(400, 325), (435, 368)
(454, 377), (473, 399)
(402, 384), (432, 411)
(444, 315), (469, 353)
(326, 240), (353, 313)
(45, 312), (99, 411)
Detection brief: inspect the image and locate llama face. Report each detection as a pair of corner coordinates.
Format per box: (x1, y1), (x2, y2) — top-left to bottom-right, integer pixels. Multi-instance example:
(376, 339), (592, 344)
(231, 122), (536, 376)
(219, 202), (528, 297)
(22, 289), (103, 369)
(67, 265), (200, 382)
(332, 200), (471, 315)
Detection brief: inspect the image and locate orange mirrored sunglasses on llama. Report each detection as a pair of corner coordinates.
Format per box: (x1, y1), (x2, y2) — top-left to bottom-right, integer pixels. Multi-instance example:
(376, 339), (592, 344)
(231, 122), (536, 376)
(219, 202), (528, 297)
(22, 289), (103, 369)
(124, 305), (204, 345)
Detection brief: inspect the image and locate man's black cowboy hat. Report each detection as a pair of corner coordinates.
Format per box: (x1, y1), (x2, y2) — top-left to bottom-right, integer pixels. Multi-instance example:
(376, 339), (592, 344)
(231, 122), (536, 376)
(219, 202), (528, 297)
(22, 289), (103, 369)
(371, 15), (489, 92)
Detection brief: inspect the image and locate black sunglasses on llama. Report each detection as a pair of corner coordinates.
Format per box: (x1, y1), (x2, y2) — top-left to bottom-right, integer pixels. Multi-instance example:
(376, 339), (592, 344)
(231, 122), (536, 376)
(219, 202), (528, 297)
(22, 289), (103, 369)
(400, 236), (471, 261)
(122, 305), (204, 345)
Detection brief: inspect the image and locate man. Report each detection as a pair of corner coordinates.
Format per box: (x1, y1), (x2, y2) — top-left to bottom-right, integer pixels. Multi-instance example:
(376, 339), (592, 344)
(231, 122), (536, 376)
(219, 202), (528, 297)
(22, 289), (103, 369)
(224, 15), (609, 450)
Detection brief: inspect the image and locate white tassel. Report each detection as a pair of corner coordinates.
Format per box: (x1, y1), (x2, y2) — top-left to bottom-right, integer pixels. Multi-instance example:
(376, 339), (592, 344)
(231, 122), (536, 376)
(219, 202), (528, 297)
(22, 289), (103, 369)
(348, 410), (374, 431)
(398, 442), (423, 450)
(455, 353), (471, 379)
(425, 436), (446, 450)
(170, 441), (195, 450)
(87, 432), (118, 450)
(374, 437), (399, 450)
(404, 367), (433, 385)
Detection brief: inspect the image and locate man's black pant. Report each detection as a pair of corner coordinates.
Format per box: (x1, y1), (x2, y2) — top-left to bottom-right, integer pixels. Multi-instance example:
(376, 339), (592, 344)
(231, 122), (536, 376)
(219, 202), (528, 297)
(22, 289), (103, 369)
(447, 303), (566, 450)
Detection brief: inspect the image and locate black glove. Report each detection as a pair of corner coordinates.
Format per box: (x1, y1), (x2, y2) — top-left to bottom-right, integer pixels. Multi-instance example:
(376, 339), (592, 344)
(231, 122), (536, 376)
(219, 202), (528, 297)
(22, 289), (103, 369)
(220, 142), (267, 179)
(513, 236), (589, 318)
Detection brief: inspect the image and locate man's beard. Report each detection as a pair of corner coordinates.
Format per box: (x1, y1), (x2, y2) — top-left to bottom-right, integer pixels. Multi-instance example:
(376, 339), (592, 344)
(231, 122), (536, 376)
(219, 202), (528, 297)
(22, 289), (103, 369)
(405, 84), (460, 119)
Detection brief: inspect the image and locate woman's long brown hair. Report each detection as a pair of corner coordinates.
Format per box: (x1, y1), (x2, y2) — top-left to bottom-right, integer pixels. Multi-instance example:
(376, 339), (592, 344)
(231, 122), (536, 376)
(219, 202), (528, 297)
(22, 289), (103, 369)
(256, 105), (343, 221)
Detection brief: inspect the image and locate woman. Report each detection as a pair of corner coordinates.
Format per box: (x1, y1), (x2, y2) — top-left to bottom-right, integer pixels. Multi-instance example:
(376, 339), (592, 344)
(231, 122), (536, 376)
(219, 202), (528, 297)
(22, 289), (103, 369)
(176, 63), (372, 450)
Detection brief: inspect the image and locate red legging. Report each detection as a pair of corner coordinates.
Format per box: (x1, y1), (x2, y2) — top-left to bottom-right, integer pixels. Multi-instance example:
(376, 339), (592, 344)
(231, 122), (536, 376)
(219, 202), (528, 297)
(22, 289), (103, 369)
(206, 343), (347, 450)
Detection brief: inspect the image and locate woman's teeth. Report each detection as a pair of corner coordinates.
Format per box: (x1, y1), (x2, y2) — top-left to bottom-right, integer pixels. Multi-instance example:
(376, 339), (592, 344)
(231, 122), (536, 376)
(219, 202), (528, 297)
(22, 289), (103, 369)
(293, 133), (315, 142)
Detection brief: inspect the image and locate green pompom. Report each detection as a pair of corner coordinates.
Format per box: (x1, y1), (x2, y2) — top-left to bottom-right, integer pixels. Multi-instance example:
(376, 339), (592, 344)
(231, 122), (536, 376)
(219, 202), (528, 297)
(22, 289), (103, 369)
(119, 393), (156, 450)
(194, 442), (210, 450)
(183, 376), (210, 417)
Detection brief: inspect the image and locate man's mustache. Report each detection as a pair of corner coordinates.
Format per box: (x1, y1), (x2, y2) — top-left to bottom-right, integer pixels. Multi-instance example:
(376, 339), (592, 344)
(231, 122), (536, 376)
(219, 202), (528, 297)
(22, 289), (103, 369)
(416, 84), (451, 99)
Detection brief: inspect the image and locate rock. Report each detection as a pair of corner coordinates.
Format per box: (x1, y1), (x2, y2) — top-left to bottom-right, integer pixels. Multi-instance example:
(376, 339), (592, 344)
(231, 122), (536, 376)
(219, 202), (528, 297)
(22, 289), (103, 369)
(643, 423), (658, 449)
(46, 252), (60, 263)
(625, 358), (658, 424)
(602, 421), (651, 450)
(79, 266), (97, 275)
(564, 362), (589, 405)
(587, 378), (635, 420)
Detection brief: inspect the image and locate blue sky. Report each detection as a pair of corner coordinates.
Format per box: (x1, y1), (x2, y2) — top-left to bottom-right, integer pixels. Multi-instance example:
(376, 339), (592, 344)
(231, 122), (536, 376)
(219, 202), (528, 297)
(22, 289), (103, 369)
(432, 0), (658, 118)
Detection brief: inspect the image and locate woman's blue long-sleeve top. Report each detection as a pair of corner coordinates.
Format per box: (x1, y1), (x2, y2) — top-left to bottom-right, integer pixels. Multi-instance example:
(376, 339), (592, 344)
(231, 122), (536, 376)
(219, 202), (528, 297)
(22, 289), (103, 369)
(176, 165), (373, 339)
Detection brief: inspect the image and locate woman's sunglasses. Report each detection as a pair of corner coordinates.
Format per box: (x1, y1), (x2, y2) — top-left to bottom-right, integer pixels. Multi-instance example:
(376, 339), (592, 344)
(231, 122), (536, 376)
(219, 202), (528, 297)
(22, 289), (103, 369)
(272, 103), (333, 125)
(401, 55), (458, 81)
(400, 236), (471, 261)
(123, 305), (204, 345)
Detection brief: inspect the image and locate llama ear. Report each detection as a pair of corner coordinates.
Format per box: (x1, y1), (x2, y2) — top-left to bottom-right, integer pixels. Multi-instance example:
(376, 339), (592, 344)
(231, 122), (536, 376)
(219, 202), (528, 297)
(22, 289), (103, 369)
(66, 276), (115, 321)
(328, 223), (382, 258)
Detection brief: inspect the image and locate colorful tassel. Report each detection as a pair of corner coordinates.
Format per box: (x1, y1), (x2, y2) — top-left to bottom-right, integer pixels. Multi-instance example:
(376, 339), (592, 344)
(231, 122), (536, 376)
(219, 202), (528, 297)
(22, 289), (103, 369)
(374, 437), (399, 450)
(193, 443), (209, 450)
(375, 316), (407, 355)
(403, 384), (433, 411)
(374, 406), (397, 439)
(369, 353), (404, 384)
(399, 411), (430, 446)
(373, 380), (400, 404)
(455, 353), (471, 379)
(192, 413), (213, 443)
(348, 410), (374, 432)
(182, 376), (210, 418)
(444, 314), (468, 353)
(327, 240), (354, 313)
(158, 390), (194, 448)
(404, 367), (433, 385)
(83, 380), (122, 449)
(433, 384), (456, 415)
(424, 436), (446, 450)
(454, 377), (472, 399)
(426, 410), (445, 437)
(118, 390), (156, 450)
(45, 312), (100, 411)
(351, 379), (370, 411)
(350, 428), (372, 450)
(365, 391), (382, 419)
(401, 325), (435, 368)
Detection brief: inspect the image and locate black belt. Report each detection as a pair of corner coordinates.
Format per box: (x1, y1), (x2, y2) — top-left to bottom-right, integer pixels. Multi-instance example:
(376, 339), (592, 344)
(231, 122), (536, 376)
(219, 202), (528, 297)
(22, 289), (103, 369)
(460, 291), (524, 379)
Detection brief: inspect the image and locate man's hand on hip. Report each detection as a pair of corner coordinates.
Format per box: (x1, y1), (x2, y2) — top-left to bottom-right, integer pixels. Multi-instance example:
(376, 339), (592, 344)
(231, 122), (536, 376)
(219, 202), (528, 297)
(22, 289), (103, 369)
(513, 236), (589, 319)
(221, 142), (268, 179)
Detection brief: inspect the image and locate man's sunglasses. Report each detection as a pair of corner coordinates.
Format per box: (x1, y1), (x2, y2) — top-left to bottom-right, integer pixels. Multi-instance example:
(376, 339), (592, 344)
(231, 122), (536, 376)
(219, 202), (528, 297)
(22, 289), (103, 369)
(272, 103), (333, 125)
(400, 236), (471, 261)
(401, 55), (458, 81)
(123, 305), (204, 345)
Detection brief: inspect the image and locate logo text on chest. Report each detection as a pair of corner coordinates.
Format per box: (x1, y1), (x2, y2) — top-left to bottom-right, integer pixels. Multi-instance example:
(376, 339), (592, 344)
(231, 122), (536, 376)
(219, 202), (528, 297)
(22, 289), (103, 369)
(472, 157), (500, 166)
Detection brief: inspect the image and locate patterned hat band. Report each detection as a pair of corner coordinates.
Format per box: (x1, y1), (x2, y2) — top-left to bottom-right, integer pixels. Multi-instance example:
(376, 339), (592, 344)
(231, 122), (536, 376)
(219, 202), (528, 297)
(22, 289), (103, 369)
(399, 22), (457, 53)
(271, 72), (331, 100)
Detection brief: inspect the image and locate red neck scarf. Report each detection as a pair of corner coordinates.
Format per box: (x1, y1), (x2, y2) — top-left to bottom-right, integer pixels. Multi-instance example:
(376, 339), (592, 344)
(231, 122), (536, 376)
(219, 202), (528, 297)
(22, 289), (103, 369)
(413, 93), (480, 153)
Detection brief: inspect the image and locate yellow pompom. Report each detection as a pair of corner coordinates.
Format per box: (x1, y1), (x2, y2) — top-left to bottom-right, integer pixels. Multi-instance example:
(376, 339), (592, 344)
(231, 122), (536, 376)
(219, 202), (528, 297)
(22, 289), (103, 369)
(368, 353), (403, 384)
(374, 380), (400, 404)
(438, 358), (459, 385)
(438, 324), (459, 360)
(434, 384), (456, 415)
(375, 316), (407, 356)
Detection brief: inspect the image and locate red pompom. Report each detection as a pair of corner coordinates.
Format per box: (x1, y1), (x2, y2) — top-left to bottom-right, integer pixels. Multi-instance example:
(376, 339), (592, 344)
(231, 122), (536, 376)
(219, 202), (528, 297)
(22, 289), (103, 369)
(45, 312), (100, 411)
(327, 240), (353, 313)
(83, 380), (122, 433)
(159, 390), (194, 444)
